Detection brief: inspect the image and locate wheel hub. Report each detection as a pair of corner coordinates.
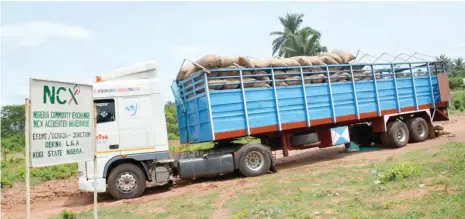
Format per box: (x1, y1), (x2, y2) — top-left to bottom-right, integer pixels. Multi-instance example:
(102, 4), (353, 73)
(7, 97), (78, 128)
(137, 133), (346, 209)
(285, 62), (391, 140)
(417, 124), (424, 136)
(245, 151), (264, 170)
(117, 172), (137, 193)
(396, 128), (406, 142)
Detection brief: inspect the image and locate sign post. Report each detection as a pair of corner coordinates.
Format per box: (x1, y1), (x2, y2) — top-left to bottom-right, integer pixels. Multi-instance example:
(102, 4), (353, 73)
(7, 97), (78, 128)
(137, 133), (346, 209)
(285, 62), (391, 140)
(27, 78), (96, 218)
(24, 98), (31, 219)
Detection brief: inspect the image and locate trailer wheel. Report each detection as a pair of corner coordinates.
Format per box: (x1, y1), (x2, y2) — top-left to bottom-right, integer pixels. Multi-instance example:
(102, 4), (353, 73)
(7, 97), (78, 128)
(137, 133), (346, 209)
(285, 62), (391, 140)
(238, 144), (271, 177)
(382, 120), (410, 148)
(107, 163), (146, 200)
(406, 117), (429, 143)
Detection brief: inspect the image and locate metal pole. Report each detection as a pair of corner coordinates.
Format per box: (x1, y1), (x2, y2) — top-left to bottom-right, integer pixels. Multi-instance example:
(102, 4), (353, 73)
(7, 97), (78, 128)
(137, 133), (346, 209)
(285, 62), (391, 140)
(93, 103), (98, 219)
(24, 98), (31, 219)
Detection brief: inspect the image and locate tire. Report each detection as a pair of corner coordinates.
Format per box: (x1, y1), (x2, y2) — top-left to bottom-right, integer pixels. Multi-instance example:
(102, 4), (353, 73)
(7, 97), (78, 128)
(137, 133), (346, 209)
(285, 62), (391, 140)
(350, 124), (373, 147)
(107, 163), (146, 200)
(238, 144), (271, 177)
(381, 120), (410, 148)
(406, 117), (429, 143)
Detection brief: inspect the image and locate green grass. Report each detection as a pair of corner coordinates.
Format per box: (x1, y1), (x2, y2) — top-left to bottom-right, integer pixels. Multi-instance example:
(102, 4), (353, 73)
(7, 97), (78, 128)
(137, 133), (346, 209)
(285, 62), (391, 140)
(1, 155), (78, 187)
(52, 141), (465, 219)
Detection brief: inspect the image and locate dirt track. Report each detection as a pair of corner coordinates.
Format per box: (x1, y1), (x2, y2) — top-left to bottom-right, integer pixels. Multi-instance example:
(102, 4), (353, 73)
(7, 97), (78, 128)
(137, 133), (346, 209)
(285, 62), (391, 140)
(2, 116), (464, 219)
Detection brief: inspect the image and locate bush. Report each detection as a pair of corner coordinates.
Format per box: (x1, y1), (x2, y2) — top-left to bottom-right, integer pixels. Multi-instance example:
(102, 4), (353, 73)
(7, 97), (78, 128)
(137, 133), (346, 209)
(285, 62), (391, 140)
(60, 209), (76, 219)
(168, 133), (179, 140)
(1, 178), (12, 188)
(449, 77), (464, 90)
(381, 162), (419, 183)
(452, 92), (465, 112)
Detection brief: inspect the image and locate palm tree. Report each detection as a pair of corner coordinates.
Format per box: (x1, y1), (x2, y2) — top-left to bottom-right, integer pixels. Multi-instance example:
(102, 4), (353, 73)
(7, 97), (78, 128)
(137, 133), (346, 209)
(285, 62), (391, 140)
(452, 57), (464, 70)
(280, 28), (327, 57)
(436, 54), (452, 68)
(270, 13), (326, 57)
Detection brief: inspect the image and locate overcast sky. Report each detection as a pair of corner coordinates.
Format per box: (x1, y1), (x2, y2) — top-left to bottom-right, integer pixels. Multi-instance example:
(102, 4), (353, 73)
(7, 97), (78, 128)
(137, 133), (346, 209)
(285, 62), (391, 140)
(2, 1), (465, 105)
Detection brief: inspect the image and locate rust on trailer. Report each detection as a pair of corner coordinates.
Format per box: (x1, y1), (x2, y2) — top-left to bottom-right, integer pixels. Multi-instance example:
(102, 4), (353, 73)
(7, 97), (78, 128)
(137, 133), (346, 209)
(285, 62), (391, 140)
(214, 103), (448, 140)
(280, 132), (290, 157)
(437, 73), (450, 103)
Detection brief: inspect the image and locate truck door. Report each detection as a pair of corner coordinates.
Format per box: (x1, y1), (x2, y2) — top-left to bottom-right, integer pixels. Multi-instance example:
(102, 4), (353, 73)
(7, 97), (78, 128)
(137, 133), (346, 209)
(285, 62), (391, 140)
(117, 96), (153, 153)
(86, 98), (120, 179)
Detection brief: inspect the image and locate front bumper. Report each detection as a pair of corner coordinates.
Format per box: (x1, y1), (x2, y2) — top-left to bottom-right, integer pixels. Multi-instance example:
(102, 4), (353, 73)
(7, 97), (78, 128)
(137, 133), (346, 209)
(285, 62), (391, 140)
(78, 177), (107, 193)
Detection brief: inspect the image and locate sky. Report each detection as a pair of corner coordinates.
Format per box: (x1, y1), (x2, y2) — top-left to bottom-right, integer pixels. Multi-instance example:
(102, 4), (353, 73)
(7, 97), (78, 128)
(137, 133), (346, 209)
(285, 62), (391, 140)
(1, 1), (465, 106)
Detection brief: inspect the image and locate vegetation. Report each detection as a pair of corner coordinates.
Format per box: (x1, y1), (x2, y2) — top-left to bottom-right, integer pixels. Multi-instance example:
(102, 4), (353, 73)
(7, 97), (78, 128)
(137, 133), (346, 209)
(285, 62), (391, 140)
(436, 54), (465, 91)
(270, 13), (326, 58)
(51, 141), (465, 219)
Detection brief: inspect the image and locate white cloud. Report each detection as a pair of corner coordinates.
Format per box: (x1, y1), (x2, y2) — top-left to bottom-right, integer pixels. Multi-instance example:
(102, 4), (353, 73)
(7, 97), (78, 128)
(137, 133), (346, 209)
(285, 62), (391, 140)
(2, 20), (92, 47)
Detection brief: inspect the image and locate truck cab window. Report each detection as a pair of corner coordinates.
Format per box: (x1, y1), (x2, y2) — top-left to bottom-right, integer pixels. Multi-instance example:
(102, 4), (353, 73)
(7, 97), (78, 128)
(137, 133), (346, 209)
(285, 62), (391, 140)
(95, 99), (116, 123)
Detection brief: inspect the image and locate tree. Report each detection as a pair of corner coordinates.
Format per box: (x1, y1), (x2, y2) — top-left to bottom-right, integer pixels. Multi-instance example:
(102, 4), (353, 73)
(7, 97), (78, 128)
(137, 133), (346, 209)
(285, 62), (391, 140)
(436, 54), (452, 69)
(1, 105), (25, 137)
(279, 28), (327, 57)
(452, 57), (464, 70)
(270, 13), (326, 58)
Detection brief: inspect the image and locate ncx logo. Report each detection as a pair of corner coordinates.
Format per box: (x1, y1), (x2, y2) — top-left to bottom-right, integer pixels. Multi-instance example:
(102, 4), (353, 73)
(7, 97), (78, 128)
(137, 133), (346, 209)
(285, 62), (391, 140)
(43, 85), (80, 105)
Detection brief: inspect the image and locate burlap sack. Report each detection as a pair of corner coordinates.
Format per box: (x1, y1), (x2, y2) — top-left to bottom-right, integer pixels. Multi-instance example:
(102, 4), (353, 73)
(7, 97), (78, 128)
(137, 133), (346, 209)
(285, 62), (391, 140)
(238, 57), (255, 68)
(218, 65), (252, 77)
(283, 58), (300, 67)
(275, 81), (287, 86)
(294, 57), (313, 66)
(178, 63), (195, 80)
(273, 70), (287, 79)
(223, 79), (240, 89)
(333, 72), (350, 82)
(319, 56), (339, 65)
(305, 74), (326, 84)
(195, 54), (222, 69)
(331, 50), (356, 63)
(207, 79), (226, 90)
(266, 58), (288, 67)
(251, 59), (271, 68)
(319, 53), (342, 64)
(285, 76), (302, 85)
(184, 67), (200, 80)
(219, 56), (239, 68)
(305, 56), (326, 66)
(243, 78), (270, 88)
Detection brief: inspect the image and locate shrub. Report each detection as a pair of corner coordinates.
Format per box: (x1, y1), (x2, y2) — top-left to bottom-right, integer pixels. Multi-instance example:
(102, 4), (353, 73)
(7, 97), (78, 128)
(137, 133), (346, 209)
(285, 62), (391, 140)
(1, 178), (12, 188)
(168, 133), (179, 140)
(60, 209), (76, 219)
(449, 77), (463, 90)
(381, 162), (419, 183)
(452, 92), (465, 112)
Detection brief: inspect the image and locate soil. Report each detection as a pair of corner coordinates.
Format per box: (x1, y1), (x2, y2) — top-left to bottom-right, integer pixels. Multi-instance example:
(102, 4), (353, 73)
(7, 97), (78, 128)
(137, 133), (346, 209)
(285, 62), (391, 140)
(2, 116), (464, 219)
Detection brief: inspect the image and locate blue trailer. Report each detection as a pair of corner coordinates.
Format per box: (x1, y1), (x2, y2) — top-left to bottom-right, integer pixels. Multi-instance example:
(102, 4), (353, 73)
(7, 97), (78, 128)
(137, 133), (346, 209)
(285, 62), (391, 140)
(171, 58), (450, 176)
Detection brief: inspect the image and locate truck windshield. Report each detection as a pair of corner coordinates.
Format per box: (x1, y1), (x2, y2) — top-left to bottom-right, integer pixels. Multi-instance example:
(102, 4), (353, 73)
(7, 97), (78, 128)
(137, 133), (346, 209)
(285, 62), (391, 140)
(95, 99), (115, 123)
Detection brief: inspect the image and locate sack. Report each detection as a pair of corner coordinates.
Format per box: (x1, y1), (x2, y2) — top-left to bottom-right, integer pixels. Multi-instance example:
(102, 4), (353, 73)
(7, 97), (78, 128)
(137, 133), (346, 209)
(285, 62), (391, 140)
(195, 54), (222, 69)
(283, 58), (300, 67)
(286, 76), (302, 85)
(320, 52), (343, 64)
(223, 79), (240, 89)
(332, 72), (350, 82)
(178, 63), (195, 80)
(207, 79), (226, 90)
(305, 56), (326, 66)
(294, 57), (313, 66)
(243, 78), (270, 88)
(305, 74), (326, 84)
(218, 65), (251, 77)
(238, 57), (255, 68)
(219, 56), (239, 67)
(250, 59), (271, 68)
(275, 81), (287, 86)
(184, 67), (200, 79)
(273, 70), (287, 79)
(319, 56), (339, 65)
(266, 58), (288, 67)
(331, 50), (356, 63)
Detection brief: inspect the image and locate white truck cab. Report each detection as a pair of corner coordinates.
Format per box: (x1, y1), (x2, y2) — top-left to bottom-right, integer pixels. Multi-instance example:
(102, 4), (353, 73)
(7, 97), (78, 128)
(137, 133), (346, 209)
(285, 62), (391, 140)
(78, 61), (171, 198)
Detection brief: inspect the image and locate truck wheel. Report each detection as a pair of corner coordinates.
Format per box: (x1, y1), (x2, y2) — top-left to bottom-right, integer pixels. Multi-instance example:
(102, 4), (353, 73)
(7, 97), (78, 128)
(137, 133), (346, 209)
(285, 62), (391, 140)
(238, 144), (271, 177)
(382, 120), (410, 148)
(406, 117), (429, 143)
(107, 163), (146, 200)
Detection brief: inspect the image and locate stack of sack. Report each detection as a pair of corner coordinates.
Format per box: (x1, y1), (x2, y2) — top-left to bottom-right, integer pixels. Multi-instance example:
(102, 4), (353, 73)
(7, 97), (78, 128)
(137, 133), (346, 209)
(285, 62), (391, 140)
(177, 50), (372, 92)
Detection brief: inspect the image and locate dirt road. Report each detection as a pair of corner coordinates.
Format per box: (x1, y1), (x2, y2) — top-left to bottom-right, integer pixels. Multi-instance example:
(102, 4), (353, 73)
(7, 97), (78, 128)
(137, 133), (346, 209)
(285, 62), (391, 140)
(2, 116), (464, 219)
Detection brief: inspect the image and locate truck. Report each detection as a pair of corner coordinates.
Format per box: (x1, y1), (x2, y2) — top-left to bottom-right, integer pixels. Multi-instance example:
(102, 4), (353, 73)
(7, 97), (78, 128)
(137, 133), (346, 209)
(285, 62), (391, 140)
(78, 56), (451, 200)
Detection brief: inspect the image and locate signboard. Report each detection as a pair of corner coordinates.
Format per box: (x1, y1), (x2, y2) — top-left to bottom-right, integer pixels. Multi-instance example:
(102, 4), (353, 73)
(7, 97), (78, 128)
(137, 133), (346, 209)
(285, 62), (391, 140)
(29, 78), (94, 167)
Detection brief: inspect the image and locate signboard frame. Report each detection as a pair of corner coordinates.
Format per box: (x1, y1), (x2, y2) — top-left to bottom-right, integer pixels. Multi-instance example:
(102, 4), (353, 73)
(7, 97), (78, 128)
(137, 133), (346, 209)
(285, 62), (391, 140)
(26, 78), (98, 219)
(28, 78), (95, 167)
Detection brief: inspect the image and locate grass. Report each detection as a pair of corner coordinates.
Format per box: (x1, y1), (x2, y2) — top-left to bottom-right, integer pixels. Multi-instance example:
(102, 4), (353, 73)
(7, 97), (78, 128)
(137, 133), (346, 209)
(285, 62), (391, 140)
(1, 155), (78, 187)
(51, 141), (465, 219)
